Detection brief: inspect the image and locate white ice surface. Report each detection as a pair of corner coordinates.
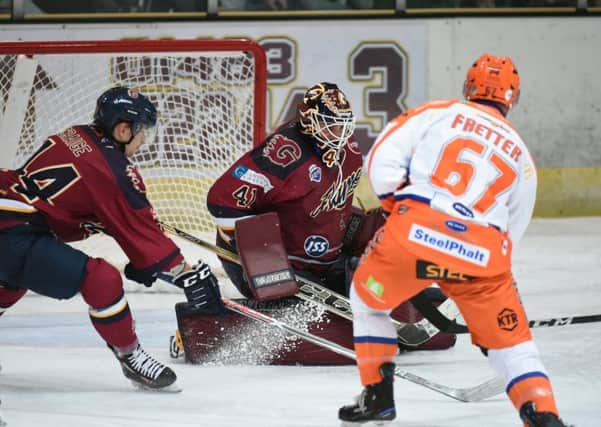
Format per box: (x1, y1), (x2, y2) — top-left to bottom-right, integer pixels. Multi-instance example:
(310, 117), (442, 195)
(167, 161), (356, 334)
(1, 217), (601, 426)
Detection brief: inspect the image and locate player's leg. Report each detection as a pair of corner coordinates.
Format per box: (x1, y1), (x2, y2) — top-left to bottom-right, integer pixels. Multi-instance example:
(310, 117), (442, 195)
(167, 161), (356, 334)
(339, 227), (429, 423)
(0, 225), (35, 315)
(1, 224), (177, 391)
(442, 274), (570, 427)
(80, 258), (178, 391)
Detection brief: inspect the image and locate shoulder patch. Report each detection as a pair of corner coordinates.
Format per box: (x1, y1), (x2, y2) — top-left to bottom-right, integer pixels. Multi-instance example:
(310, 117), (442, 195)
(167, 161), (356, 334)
(348, 139), (361, 155)
(262, 134), (302, 167)
(250, 130), (313, 180)
(125, 164), (146, 195)
(232, 165), (274, 192)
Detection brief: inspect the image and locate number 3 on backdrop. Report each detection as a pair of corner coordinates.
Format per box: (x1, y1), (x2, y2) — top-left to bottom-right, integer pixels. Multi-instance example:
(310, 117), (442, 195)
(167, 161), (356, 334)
(260, 38), (408, 155)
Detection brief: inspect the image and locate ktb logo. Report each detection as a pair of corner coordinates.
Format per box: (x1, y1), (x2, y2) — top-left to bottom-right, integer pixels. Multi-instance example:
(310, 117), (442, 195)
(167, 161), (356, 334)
(497, 308), (519, 331)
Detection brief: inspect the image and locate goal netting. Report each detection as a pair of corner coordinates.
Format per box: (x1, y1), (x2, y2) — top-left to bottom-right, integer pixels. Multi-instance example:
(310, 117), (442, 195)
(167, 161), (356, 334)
(0, 39), (266, 294)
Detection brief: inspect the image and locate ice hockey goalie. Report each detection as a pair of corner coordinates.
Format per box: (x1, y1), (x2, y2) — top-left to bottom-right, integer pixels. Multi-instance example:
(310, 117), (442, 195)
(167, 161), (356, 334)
(172, 82), (456, 364)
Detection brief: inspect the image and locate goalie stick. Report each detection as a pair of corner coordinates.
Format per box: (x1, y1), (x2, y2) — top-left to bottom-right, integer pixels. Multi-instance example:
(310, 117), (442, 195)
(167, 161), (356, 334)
(160, 222), (451, 346)
(222, 296), (504, 402)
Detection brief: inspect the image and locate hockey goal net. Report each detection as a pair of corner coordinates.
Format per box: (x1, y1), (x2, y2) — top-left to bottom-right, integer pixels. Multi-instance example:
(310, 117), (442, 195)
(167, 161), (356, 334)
(0, 39), (266, 293)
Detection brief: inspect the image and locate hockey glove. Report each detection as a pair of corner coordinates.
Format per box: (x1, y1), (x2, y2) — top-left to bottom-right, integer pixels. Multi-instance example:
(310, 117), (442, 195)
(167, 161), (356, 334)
(124, 262), (158, 288)
(174, 262), (226, 315)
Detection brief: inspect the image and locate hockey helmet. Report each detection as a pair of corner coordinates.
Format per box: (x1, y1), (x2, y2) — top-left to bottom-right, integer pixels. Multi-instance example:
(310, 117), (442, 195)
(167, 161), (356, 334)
(93, 86), (157, 144)
(463, 54), (520, 114)
(298, 82), (355, 152)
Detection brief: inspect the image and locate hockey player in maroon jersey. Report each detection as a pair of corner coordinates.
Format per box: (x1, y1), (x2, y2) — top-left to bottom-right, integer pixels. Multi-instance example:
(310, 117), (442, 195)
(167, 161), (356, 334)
(208, 82), (362, 298)
(0, 86), (225, 391)
(172, 82), (456, 365)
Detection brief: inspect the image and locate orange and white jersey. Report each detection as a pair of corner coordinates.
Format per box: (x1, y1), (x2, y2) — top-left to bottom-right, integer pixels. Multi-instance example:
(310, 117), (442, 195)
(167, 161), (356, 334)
(365, 99), (537, 244)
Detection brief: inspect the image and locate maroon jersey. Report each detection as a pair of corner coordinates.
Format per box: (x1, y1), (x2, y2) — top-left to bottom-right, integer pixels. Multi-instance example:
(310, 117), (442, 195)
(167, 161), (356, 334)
(0, 125), (182, 272)
(207, 121), (362, 275)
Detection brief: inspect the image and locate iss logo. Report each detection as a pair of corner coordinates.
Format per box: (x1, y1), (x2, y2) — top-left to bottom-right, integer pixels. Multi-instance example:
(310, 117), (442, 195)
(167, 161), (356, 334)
(497, 308), (519, 331)
(304, 235), (329, 257)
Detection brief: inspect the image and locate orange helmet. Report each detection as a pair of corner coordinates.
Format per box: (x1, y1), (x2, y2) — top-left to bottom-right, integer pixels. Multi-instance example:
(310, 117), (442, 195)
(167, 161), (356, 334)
(463, 54), (520, 113)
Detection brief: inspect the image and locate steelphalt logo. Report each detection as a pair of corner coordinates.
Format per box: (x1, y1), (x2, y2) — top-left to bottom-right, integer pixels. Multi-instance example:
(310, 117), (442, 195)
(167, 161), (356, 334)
(408, 224), (490, 266)
(415, 260), (474, 282)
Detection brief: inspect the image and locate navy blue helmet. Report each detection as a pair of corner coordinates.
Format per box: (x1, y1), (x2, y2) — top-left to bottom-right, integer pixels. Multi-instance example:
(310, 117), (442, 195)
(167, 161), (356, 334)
(93, 86), (157, 138)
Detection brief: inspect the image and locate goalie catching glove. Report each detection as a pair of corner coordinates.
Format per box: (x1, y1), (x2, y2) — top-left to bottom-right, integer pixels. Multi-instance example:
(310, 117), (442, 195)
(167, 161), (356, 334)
(174, 262), (226, 315)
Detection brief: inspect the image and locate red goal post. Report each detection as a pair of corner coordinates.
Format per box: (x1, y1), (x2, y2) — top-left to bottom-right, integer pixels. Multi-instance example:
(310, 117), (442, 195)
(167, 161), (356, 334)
(0, 39), (267, 235)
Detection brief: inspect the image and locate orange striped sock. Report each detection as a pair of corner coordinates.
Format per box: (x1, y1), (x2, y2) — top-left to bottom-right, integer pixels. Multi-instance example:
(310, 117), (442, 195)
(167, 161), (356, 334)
(355, 337), (398, 385)
(507, 372), (558, 415)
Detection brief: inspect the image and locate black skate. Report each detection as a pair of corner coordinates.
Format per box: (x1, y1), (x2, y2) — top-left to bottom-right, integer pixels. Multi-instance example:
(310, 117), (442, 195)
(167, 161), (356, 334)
(110, 343), (180, 392)
(520, 401), (572, 427)
(339, 362), (396, 425)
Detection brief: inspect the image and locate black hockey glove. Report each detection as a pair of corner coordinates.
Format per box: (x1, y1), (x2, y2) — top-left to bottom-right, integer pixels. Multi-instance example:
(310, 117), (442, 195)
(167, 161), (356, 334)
(174, 262), (226, 315)
(124, 262), (158, 288)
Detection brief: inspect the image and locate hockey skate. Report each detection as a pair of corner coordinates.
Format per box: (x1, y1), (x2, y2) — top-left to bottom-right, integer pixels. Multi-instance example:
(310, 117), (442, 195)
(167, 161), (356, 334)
(339, 362), (396, 425)
(519, 401), (572, 427)
(109, 343), (180, 392)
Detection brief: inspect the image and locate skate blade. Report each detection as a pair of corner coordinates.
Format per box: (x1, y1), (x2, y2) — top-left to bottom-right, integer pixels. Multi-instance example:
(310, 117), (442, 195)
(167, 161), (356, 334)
(130, 380), (182, 393)
(340, 421), (392, 426)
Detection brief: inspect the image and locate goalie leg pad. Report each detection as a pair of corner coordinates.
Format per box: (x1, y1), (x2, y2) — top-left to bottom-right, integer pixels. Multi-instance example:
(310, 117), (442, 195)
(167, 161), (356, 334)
(174, 298), (454, 366)
(235, 212), (298, 301)
(174, 299), (356, 365)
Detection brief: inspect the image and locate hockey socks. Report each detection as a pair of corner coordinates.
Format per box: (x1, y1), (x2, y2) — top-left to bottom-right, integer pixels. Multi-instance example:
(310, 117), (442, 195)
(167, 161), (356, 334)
(354, 339), (398, 385)
(507, 373), (558, 416)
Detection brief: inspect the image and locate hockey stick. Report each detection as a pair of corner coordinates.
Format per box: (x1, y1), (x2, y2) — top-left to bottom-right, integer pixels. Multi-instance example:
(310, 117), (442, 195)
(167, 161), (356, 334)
(166, 223), (601, 336)
(222, 296), (504, 402)
(528, 314), (601, 328)
(161, 222), (446, 346)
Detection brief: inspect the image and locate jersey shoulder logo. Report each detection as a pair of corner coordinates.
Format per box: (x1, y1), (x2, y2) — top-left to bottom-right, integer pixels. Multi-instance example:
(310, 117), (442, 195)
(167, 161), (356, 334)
(262, 134), (302, 167)
(309, 164), (322, 182)
(125, 164), (146, 195)
(232, 165), (274, 192)
(348, 139), (361, 155)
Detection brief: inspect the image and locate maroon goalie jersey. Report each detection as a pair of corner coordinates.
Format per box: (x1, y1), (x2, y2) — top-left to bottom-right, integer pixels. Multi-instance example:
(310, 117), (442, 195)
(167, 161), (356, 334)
(0, 125), (182, 272)
(207, 120), (363, 276)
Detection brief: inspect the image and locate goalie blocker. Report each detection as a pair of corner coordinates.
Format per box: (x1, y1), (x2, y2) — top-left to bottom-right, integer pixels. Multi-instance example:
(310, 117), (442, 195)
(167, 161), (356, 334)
(234, 212), (298, 301)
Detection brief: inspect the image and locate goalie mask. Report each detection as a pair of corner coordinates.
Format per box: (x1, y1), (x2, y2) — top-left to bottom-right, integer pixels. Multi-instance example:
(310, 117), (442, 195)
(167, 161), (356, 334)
(463, 54), (520, 115)
(93, 86), (158, 147)
(298, 82), (356, 167)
